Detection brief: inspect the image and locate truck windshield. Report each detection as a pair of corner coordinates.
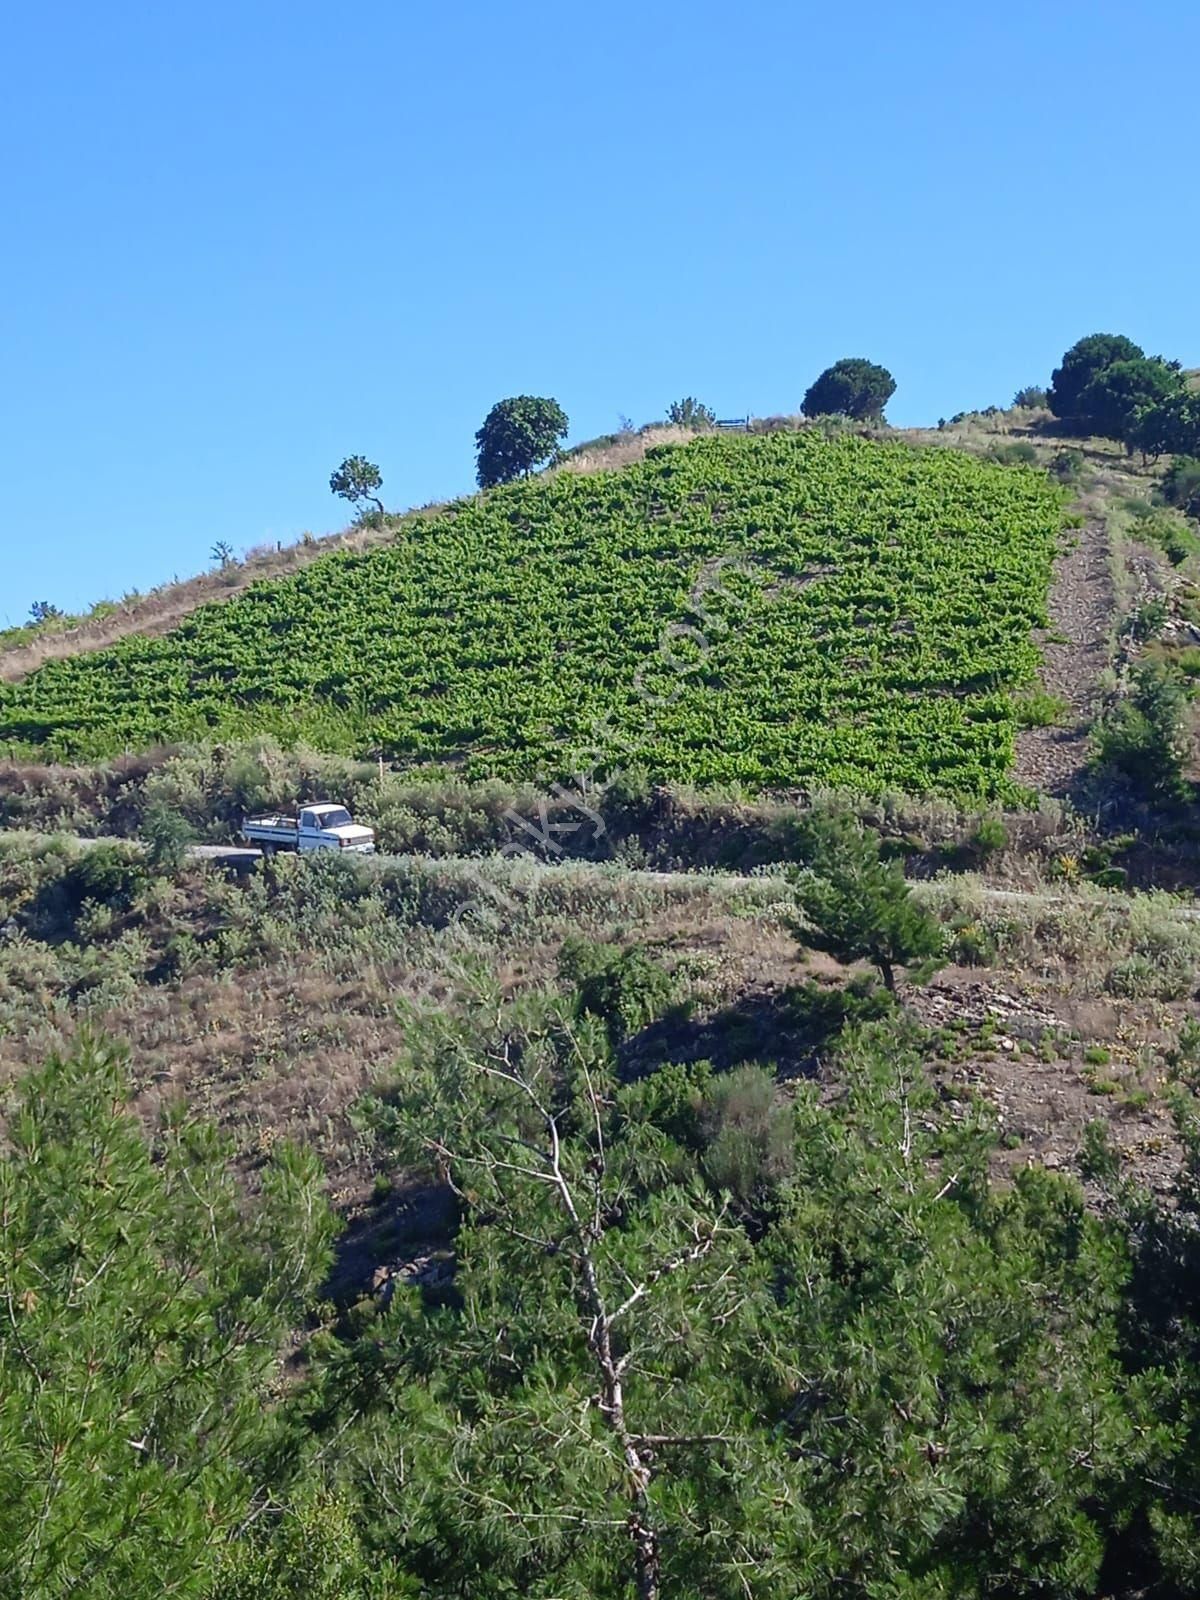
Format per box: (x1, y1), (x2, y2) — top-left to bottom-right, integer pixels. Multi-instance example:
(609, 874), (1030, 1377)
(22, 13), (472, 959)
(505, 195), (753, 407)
(316, 807), (352, 829)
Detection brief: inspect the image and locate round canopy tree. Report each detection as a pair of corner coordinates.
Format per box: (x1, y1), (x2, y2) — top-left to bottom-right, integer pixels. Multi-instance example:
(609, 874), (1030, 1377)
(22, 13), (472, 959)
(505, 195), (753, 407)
(475, 395), (569, 488)
(1131, 392), (1200, 461)
(802, 358), (896, 422)
(1077, 357), (1183, 443)
(1048, 333), (1144, 424)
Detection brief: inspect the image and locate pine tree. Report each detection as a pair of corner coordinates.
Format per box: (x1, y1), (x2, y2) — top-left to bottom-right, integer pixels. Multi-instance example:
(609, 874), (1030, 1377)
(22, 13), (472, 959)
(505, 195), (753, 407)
(0, 1035), (335, 1599)
(789, 813), (946, 992)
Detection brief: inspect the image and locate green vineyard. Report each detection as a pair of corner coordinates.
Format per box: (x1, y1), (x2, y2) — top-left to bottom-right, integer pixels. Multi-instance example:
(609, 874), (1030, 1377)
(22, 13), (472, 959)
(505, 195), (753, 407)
(0, 433), (1064, 797)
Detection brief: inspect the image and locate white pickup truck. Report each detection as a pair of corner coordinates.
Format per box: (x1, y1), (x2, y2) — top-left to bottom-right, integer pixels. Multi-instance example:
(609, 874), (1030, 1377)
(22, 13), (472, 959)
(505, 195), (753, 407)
(240, 803), (376, 855)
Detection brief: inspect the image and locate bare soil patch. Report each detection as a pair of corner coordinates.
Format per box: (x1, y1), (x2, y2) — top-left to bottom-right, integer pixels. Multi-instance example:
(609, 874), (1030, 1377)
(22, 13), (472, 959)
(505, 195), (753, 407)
(1015, 518), (1114, 796)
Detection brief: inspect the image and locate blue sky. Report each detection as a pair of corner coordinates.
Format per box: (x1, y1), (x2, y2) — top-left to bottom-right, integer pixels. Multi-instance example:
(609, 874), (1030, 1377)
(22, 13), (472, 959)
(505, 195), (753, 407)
(2, 0), (1197, 620)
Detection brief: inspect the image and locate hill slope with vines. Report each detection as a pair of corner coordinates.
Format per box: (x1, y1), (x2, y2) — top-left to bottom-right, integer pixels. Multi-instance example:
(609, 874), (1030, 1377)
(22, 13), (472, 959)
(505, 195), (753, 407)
(0, 433), (1063, 798)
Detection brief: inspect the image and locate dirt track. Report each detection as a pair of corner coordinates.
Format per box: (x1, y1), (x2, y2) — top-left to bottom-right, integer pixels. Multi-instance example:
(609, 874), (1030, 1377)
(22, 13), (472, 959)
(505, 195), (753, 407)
(1014, 517), (1113, 797)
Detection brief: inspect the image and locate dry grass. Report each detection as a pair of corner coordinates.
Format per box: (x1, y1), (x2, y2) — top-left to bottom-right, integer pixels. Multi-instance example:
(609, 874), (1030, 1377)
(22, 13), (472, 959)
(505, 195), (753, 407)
(0, 514), (429, 683)
(555, 424), (696, 475)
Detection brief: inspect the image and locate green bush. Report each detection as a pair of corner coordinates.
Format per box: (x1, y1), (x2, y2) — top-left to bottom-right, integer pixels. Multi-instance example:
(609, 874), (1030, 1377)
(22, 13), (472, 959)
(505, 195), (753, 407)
(1123, 598), (1169, 642)
(699, 1064), (793, 1206)
(1129, 504), (1200, 566)
(666, 396), (716, 429)
(1050, 448), (1085, 484)
(1162, 456), (1200, 519)
(558, 936), (678, 1044)
(1093, 663), (1191, 802)
(988, 440), (1039, 467)
(141, 799), (195, 871)
(1014, 689), (1068, 727)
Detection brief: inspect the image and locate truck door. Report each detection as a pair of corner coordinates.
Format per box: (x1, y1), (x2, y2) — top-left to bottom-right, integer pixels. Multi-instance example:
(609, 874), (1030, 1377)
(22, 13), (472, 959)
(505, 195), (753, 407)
(299, 809), (319, 852)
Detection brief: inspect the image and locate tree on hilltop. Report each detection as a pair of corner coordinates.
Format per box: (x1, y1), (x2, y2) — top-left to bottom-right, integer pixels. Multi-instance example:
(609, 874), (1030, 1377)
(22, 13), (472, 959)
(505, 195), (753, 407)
(666, 397), (716, 429)
(1048, 333), (1143, 425)
(475, 395), (569, 488)
(1078, 357), (1183, 444)
(330, 455), (385, 516)
(1131, 390), (1200, 462)
(802, 358), (896, 423)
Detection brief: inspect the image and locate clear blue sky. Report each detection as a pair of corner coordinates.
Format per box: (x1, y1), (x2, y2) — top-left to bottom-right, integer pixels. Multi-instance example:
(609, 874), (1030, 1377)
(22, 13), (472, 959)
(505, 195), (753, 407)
(2, 0), (1197, 620)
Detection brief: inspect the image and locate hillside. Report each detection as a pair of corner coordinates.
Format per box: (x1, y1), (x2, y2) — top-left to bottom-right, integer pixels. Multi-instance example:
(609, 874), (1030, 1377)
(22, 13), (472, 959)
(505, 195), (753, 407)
(9, 403), (1200, 1600)
(0, 431), (1063, 798)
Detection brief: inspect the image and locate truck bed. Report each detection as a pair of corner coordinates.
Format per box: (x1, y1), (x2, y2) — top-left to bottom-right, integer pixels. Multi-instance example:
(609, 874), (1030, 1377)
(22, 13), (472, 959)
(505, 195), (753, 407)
(242, 816), (300, 837)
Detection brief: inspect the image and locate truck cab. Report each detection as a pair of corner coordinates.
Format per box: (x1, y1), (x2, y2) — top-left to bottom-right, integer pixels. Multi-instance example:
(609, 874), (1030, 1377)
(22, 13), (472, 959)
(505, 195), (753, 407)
(296, 804), (376, 852)
(241, 802), (376, 855)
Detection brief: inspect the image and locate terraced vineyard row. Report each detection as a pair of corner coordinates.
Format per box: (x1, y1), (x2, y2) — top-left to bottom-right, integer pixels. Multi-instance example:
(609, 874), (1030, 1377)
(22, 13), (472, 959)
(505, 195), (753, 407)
(0, 433), (1064, 798)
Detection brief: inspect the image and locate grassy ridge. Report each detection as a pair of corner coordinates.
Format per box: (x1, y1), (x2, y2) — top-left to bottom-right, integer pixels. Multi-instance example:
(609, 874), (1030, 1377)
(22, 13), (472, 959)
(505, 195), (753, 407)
(0, 433), (1063, 797)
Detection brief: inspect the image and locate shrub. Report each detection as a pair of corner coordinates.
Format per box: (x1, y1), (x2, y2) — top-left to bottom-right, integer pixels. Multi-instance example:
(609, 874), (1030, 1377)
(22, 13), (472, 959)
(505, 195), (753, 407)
(1162, 456), (1200, 519)
(141, 799), (195, 871)
(972, 815), (1009, 854)
(1050, 448), (1085, 485)
(699, 1064), (793, 1206)
(1105, 952), (1195, 1001)
(1129, 506), (1200, 566)
(28, 600), (63, 625)
(1013, 386), (1049, 409)
(801, 358), (896, 423)
(666, 397), (716, 429)
(475, 395), (569, 488)
(1122, 599), (1169, 642)
(558, 937), (677, 1044)
(948, 917), (996, 967)
(1093, 663), (1191, 802)
(1014, 689), (1068, 728)
(988, 441), (1039, 467)
(1079, 1119), (1120, 1182)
